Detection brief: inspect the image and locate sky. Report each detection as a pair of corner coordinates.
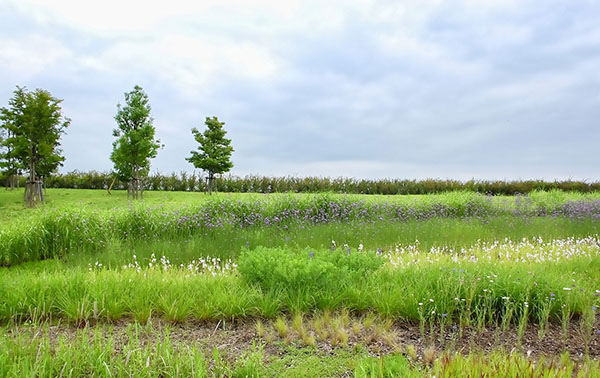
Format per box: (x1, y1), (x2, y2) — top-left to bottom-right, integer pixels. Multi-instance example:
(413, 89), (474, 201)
(1, 0), (599, 181)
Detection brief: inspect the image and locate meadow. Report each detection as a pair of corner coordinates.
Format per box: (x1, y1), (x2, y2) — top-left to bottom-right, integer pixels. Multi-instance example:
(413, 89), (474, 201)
(1, 188), (600, 377)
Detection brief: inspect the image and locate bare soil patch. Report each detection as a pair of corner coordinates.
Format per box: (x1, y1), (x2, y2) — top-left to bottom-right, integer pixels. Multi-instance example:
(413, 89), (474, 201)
(5, 314), (600, 363)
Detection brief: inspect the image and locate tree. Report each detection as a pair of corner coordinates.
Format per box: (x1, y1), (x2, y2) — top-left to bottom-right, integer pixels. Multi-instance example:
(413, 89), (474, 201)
(0, 87), (25, 190)
(110, 86), (160, 199)
(186, 116), (234, 194)
(0, 126), (21, 190)
(0, 86), (70, 205)
(0, 122), (17, 189)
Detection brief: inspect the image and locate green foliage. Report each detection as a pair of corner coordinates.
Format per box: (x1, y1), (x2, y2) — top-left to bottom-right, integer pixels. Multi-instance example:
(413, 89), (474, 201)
(37, 170), (600, 194)
(0, 87), (26, 181)
(0, 86), (70, 181)
(0, 326), (209, 377)
(0, 118), (19, 181)
(431, 350), (596, 377)
(110, 86), (160, 196)
(264, 347), (360, 377)
(0, 244), (598, 327)
(354, 354), (418, 377)
(186, 117), (233, 190)
(2, 189), (600, 266)
(238, 246), (385, 292)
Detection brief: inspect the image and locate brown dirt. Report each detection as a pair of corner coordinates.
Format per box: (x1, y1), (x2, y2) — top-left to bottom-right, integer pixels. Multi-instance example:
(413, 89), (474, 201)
(5, 314), (600, 364)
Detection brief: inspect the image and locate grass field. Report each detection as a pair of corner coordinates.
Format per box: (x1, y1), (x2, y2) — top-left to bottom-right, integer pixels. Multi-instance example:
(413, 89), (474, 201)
(1, 188), (600, 376)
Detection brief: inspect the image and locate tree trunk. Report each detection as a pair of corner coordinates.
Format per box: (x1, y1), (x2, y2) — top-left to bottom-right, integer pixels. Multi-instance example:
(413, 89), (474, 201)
(208, 172), (214, 195)
(24, 160), (43, 207)
(6, 175), (16, 190)
(129, 166), (142, 200)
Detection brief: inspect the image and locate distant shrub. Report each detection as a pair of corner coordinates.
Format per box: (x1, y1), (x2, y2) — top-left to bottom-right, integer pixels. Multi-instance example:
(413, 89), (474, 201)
(16, 170), (599, 195)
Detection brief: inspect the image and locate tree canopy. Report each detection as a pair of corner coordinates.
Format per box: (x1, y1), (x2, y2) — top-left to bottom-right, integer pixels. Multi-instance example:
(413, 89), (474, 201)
(186, 116), (234, 193)
(0, 86), (70, 204)
(110, 85), (160, 199)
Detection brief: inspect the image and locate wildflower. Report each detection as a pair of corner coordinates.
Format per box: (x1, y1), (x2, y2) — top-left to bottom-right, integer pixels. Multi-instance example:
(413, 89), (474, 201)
(429, 298), (434, 302)
(309, 251), (315, 258)
(418, 302), (423, 306)
(563, 287), (572, 291)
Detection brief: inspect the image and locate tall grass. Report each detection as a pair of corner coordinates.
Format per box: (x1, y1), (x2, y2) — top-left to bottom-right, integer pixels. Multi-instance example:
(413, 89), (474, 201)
(3, 324), (598, 377)
(2, 240), (599, 328)
(2, 191), (600, 266)
(355, 351), (600, 377)
(0, 323), (267, 378)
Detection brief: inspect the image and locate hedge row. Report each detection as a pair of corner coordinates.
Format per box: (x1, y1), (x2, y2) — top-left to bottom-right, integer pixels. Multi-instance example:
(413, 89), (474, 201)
(2, 171), (599, 195)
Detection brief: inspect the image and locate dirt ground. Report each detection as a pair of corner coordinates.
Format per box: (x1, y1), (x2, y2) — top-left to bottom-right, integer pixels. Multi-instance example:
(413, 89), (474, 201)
(5, 314), (599, 364)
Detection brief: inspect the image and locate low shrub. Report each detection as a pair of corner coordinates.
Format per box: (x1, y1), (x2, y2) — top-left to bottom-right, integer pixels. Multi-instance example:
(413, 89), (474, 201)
(238, 246), (385, 292)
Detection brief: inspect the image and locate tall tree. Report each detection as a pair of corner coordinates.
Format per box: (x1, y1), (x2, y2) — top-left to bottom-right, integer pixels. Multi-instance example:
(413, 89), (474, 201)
(0, 127), (21, 190)
(186, 116), (234, 194)
(110, 85), (160, 199)
(0, 86), (70, 205)
(0, 86), (26, 190)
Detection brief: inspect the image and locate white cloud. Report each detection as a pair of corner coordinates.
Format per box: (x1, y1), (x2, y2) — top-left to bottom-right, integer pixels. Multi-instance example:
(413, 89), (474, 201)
(0, 34), (72, 80)
(91, 35), (282, 96)
(8, 0), (351, 38)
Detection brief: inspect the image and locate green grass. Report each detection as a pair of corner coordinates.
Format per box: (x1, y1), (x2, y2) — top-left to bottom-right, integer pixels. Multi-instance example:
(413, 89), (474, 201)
(2, 188), (599, 224)
(1, 324), (599, 377)
(2, 215), (598, 269)
(2, 240), (599, 329)
(2, 188), (600, 266)
(0, 324), (209, 378)
(2, 188), (600, 375)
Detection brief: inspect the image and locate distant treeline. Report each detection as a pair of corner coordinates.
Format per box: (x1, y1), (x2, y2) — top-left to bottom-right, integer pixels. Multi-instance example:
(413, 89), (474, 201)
(2, 171), (599, 195)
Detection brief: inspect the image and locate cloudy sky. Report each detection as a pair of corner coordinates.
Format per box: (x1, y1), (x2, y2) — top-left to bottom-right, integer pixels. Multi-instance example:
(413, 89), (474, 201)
(1, 0), (599, 180)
